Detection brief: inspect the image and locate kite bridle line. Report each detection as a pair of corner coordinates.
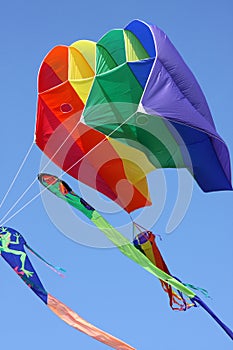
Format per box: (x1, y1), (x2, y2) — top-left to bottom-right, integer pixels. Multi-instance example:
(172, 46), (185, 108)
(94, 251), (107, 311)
(0, 108), (141, 225)
(0, 115), (85, 224)
(0, 141), (34, 210)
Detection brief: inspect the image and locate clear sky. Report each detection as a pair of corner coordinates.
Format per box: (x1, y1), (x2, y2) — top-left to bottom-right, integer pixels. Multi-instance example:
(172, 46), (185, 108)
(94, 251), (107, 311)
(0, 1), (232, 349)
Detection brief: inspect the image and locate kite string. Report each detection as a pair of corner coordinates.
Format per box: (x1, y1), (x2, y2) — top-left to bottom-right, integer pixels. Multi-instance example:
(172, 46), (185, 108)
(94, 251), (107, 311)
(0, 141), (34, 210)
(0, 177), (38, 225)
(1, 110), (138, 224)
(0, 117), (83, 223)
(0, 180), (58, 225)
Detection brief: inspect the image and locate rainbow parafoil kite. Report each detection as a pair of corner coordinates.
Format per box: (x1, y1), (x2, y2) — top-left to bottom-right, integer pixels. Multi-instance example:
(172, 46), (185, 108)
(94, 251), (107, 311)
(35, 19), (232, 214)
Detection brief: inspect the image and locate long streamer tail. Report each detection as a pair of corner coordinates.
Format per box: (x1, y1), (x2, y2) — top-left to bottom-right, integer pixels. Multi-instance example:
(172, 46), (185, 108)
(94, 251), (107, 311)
(47, 294), (135, 349)
(192, 295), (233, 341)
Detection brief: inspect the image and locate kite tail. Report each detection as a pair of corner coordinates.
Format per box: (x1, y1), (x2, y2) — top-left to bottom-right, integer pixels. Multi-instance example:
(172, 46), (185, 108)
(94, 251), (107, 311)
(184, 283), (210, 298)
(47, 294), (135, 350)
(192, 295), (233, 341)
(25, 243), (66, 277)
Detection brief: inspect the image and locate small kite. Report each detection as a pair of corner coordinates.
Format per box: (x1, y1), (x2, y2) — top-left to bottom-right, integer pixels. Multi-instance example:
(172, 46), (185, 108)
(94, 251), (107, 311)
(38, 173), (233, 340)
(0, 226), (135, 350)
(133, 228), (194, 311)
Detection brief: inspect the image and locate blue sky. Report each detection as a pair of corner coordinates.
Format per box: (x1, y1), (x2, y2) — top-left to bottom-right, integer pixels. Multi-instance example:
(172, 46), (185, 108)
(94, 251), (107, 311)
(0, 1), (232, 349)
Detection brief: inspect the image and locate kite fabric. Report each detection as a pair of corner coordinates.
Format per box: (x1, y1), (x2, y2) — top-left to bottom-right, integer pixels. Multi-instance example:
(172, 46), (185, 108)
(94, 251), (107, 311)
(38, 173), (233, 340)
(35, 19), (232, 214)
(0, 226), (135, 350)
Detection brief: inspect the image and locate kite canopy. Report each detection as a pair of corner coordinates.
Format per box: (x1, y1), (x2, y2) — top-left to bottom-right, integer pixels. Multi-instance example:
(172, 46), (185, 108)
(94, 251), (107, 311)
(35, 19), (232, 213)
